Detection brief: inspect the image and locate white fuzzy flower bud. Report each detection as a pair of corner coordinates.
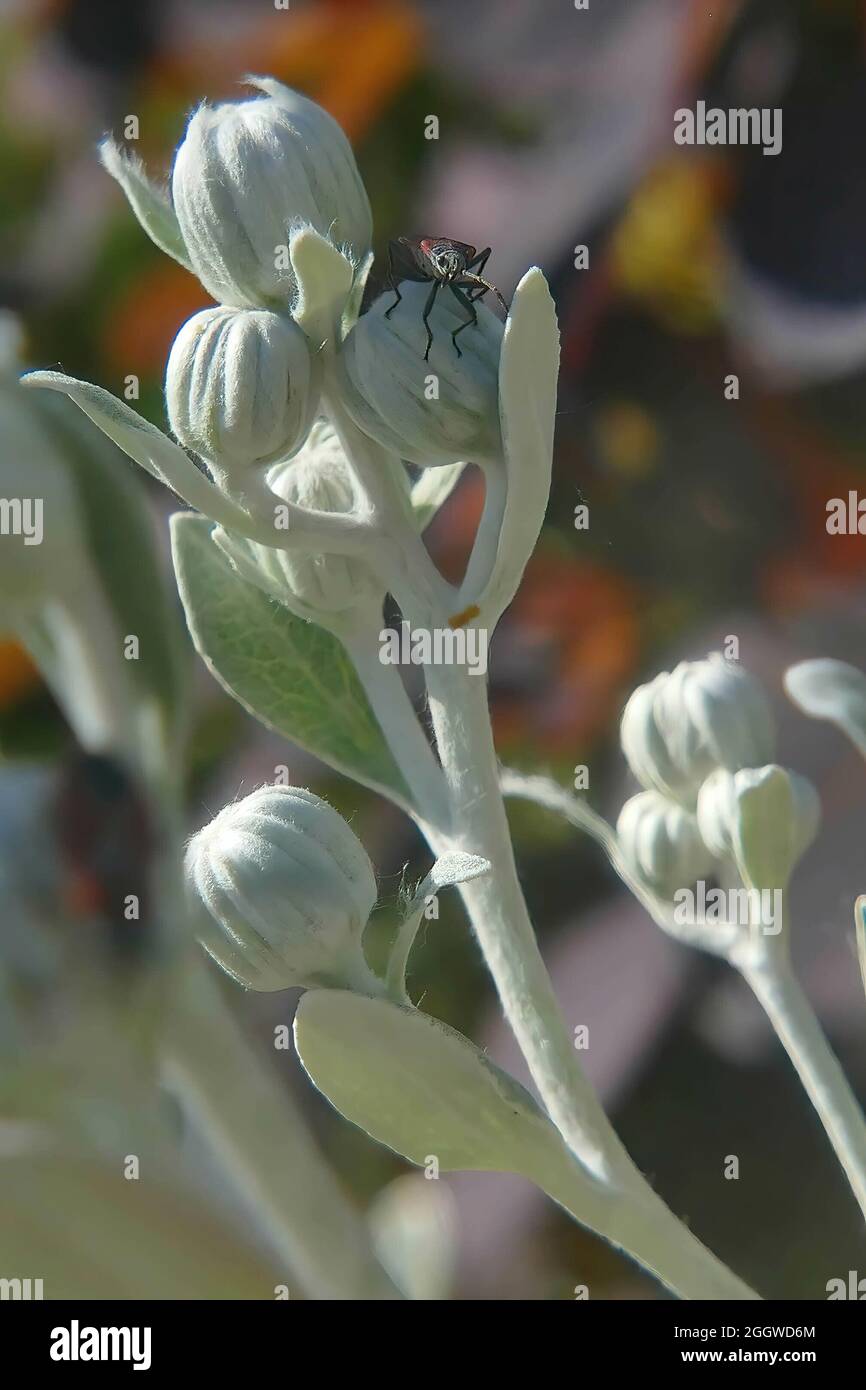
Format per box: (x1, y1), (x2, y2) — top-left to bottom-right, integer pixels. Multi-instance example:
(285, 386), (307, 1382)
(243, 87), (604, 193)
(172, 78), (372, 309)
(620, 654), (775, 806)
(185, 785), (379, 992)
(165, 306), (319, 486)
(617, 791), (716, 900)
(338, 285), (503, 467)
(213, 420), (383, 620)
(697, 765), (820, 890)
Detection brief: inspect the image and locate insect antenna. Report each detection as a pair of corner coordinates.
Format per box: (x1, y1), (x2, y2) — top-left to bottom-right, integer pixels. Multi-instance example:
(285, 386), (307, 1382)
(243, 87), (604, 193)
(461, 274), (508, 313)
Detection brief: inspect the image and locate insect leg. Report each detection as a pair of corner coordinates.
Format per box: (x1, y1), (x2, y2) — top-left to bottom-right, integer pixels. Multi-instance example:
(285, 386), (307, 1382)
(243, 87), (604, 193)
(384, 242), (403, 318)
(422, 280), (439, 360)
(449, 284), (478, 357)
(467, 247), (492, 275)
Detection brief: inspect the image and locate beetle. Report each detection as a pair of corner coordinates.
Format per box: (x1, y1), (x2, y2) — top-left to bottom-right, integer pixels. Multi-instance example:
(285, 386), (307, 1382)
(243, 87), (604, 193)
(384, 236), (508, 361)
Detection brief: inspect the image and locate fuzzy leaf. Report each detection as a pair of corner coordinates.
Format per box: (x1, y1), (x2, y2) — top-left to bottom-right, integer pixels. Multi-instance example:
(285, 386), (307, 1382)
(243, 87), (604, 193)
(477, 269), (559, 620)
(294, 989), (574, 1184)
(36, 392), (189, 765)
(291, 227), (354, 349)
(99, 138), (193, 271)
(410, 852), (490, 909)
(785, 659), (866, 760)
(171, 514), (411, 805)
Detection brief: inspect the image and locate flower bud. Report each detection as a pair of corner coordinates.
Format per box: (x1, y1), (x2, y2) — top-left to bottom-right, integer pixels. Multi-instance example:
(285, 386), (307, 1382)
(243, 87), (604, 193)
(620, 654), (775, 806)
(696, 765), (820, 890)
(185, 785), (379, 992)
(165, 306), (319, 485)
(338, 285), (503, 467)
(214, 420), (383, 620)
(616, 791), (716, 900)
(172, 78), (372, 309)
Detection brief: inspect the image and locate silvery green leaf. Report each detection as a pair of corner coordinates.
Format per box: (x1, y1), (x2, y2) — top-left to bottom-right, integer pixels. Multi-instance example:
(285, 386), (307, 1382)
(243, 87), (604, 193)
(99, 138), (193, 271)
(20, 372), (271, 539)
(785, 659), (866, 759)
(386, 852), (490, 999)
(294, 989), (576, 1187)
(411, 462), (466, 531)
(476, 268), (559, 621)
(291, 226), (354, 349)
(171, 514), (411, 807)
(409, 851), (490, 909)
(36, 392), (189, 766)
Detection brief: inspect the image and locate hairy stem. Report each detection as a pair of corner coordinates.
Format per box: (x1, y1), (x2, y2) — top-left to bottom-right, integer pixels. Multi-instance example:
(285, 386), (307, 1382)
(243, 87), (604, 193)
(342, 625), (451, 835)
(540, 1158), (760, 1299)
(740, 952), (866, 1224)
(419, 665), (755, 1295)
(501, 770), (739, 956)
(425, 665), (616, 1179)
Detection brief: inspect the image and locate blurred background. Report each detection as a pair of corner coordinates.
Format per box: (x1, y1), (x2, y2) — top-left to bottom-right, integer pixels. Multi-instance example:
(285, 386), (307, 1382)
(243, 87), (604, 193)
(2, 0), (866, 1299)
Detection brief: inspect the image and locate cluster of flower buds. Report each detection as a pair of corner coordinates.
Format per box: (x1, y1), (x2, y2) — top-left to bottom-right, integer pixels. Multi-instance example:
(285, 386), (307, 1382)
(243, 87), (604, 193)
(620, 653), (775, 807)
(105, 75), (508, 498)
(185, 785), (380, 993)
(25, 71), (562, 646)
(107, 78), (374, 501)
(616, 654), (820, 908)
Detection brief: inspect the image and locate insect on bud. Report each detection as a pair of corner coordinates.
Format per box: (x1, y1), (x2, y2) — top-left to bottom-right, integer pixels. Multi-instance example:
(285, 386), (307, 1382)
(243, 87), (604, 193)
(696, 765), (820, 891)
(620, 654), (775, 807)
(338, 285), (503, 467)
(172, 78), (372, 309)
(616, 791), (716, 901)
(185, 785), (379, 993)
(165, 306), (319, 488)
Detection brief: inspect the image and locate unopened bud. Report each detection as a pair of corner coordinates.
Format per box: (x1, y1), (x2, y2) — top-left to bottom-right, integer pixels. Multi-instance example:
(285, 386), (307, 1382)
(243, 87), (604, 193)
(696, 765), (820, 890)
(620, 654), (775, 806)
(165, 306), (319, 487)
(185, 785), (379, 992)
(172, 78), (372, 309)
(339, 286), (503, 467)
(616, 791), (716, 900)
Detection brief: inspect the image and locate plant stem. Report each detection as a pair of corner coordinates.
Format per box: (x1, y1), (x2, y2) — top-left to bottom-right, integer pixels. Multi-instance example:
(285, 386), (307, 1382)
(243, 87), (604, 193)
(325, 401), (755, 1294)
(422, 664), (756, 1296)
(740, 952), (866, 1224)
(424, 664), (616, 1180)
(540, 1161), (760, 1299)
(162, 957), (401, 1300)
(342, 626), (451, 835)
(501, 769), (739, 956)
(503, 771), (866, 1237)
(324, 393), (456, 622)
